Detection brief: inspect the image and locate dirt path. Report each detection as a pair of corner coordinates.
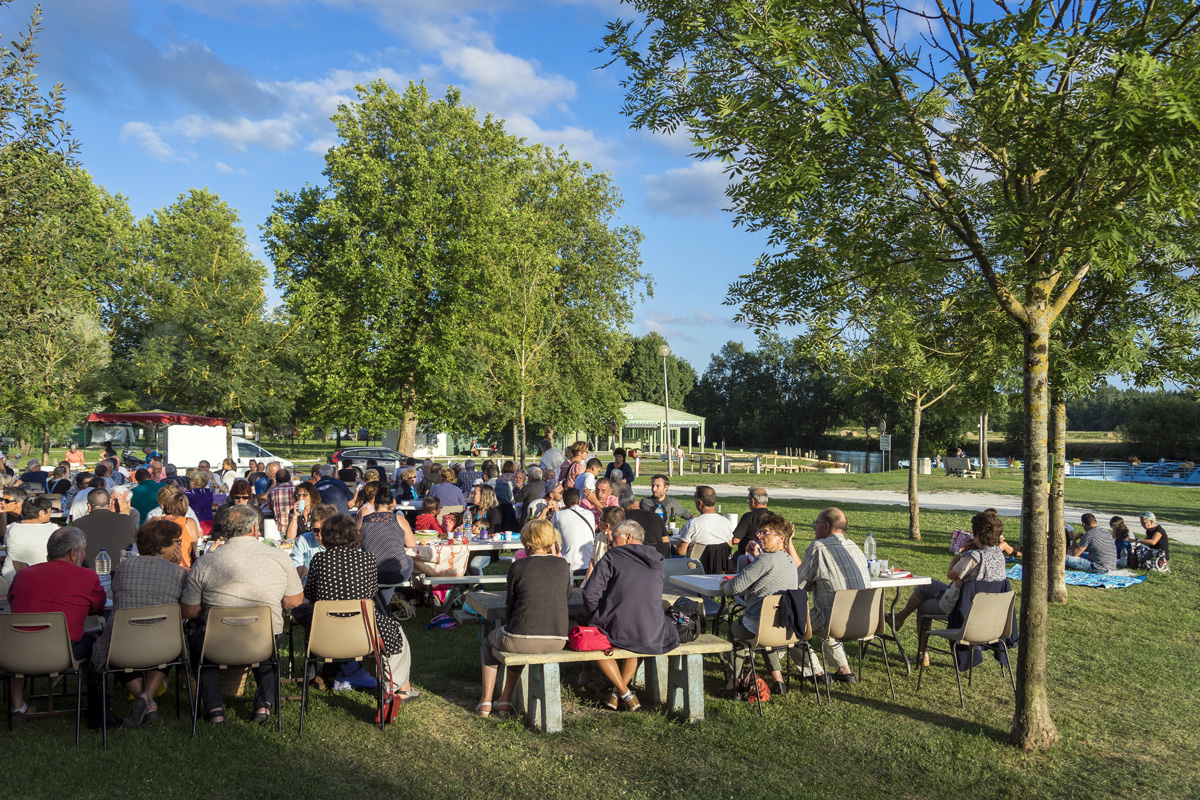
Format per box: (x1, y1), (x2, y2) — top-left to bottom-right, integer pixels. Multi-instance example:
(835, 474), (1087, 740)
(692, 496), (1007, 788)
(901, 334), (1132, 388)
(666, 483), (1200, 546)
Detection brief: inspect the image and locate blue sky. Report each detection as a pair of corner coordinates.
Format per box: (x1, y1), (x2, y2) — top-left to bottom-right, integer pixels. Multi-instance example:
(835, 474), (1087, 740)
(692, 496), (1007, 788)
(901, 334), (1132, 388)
(3, 0), (770, 374)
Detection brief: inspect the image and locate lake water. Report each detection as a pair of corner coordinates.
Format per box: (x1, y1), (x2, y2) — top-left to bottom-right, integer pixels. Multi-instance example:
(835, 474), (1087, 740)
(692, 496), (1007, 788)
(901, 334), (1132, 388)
(824, 449), (889, 473)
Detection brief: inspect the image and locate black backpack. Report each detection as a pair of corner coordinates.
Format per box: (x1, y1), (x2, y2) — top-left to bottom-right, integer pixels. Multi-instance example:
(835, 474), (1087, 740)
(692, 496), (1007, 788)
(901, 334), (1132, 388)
(668, 597), (705, 644)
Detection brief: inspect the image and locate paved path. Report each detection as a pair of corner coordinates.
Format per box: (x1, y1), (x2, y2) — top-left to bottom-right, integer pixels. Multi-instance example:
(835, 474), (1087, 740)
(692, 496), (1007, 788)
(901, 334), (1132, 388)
(666, 483), (1200, 546)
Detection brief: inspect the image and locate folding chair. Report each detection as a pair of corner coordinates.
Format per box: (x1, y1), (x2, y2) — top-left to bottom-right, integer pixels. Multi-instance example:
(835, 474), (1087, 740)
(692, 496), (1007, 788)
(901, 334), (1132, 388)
(729, 593), (823, 716)
(100, 604), (192, 749)
(299, 600), (380, 736)
(0, 612), (85, 744)
(191, 606), (281, 734)
(918, 590), (1017, 709)
(824, 587), (895, 701)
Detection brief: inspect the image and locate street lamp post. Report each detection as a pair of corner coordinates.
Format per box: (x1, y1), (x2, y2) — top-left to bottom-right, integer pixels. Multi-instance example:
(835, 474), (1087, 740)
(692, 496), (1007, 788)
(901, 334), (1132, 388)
(658, 343), (672, 476)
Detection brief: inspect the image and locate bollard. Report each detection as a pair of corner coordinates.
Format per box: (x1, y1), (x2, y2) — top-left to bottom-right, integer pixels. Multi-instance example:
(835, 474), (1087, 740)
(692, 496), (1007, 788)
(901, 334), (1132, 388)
(754, 455), (761, 474)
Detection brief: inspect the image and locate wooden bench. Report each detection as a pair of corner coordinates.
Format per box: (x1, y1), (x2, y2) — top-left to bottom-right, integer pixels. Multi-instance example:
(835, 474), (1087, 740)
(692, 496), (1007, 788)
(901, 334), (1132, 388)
(495, 633), (732, 733)
(944, 457), (979, 478)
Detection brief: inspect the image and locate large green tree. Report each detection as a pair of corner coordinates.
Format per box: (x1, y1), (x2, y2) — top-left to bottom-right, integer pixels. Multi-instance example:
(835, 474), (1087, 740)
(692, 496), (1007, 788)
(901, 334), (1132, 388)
(618, 332), (697, 410)
(117, 189), (299, 458)
(458, 147), (647, 464)
(268, 82), (647, 456)
(603, 0), (1200, 750)
(267, 82), (528, 454)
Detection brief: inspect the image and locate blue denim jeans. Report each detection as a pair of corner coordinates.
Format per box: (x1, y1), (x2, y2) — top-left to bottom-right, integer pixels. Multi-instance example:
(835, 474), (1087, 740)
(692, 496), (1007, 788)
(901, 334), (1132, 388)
(1064, 555), (1107, 573)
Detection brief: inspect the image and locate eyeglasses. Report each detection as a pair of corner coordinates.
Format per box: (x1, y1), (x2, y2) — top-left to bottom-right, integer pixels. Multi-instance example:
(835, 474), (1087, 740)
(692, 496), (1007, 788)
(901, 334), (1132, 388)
(312, 525), (322, 533)
(1, 498), (13, 503)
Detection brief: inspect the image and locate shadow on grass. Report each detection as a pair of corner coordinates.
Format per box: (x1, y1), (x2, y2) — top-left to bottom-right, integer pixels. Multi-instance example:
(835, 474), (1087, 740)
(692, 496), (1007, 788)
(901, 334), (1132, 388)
(824, 686), (1012, 744)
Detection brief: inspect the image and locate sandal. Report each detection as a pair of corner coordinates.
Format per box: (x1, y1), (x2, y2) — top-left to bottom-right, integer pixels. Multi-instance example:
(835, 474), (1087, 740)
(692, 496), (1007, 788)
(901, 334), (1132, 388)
(474, 702), (492, 717)
(603, 689), (620, 710)
(123, 697), (151, 729)
(252, 705), (272, 724)
(206, 708), (226, 725)
(492, 701), (514, 717)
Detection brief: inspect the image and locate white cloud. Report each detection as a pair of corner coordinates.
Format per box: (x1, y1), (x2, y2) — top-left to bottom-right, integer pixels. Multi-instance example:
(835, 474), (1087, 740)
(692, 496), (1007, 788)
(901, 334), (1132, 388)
(439, 44), (576, 117)
(638, 308), (747, 343)
(644, 161), (730, 217)
(119, 121), (175, 160)
(504, 113), (619, 170)
(214, 161), (233, 173)
(172, 114), (299, 151)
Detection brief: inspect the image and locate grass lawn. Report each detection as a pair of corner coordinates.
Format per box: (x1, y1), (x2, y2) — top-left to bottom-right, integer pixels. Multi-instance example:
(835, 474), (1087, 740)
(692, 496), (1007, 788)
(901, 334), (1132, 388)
(4, 499), (1197, 800)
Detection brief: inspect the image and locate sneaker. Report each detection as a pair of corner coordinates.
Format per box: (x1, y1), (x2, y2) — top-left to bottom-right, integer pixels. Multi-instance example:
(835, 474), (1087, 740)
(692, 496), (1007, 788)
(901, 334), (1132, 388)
(621, 691), (641, 712)
(603, 689), (620, 710)
(772, 680), (788, 697)
(337, 662), (378, 691)
(832, 672), (858, 684)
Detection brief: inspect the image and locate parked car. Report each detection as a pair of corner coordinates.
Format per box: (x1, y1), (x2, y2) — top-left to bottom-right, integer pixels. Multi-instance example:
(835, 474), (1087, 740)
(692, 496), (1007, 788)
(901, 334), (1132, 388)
(331, 447), (409, 479)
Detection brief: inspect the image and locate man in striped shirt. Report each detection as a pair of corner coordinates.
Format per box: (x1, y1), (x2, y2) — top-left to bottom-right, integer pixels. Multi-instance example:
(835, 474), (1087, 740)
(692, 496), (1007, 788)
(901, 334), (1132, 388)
(793, 507), (870, 683)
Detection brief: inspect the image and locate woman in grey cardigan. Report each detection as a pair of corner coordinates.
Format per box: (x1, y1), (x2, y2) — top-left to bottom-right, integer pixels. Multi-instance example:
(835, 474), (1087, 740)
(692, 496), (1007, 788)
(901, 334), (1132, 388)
(719, 512), (801, 697)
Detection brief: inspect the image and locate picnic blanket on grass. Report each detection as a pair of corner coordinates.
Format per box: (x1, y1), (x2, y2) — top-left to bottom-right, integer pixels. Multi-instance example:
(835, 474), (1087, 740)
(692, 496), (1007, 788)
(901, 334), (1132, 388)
(1005, 565), (1147, 589)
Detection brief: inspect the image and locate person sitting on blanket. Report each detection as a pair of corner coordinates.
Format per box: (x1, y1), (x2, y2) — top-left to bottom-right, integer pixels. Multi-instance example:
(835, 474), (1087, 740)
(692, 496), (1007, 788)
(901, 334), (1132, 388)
(1110, 517), (1135, 566)
(1065, 513), (1116, 574)
(892, 510), (1007, 667)
(1133, 511), (1169, 561)
(475, 519), (571, 717)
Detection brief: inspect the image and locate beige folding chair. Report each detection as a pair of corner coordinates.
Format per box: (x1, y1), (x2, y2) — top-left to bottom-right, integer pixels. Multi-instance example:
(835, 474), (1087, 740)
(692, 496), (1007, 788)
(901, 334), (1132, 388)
(730, 593), (824, 715)
(191, 606), (281, 735)
(917, 590), (1017, 708)
(825, 587), (895, 701)
(299, 600), (380, 736)
(0, 612), (85, 744)
(100, 604), (192, 750)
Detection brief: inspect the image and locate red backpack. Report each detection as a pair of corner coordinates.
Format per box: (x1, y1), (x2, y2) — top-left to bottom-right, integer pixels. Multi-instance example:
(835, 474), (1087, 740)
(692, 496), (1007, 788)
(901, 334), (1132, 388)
(568, 626), (613, 655)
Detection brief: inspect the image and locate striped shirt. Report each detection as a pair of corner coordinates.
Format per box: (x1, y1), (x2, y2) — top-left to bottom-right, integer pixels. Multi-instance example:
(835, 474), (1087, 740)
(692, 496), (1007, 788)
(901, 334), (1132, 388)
(795, 534), (870, 632)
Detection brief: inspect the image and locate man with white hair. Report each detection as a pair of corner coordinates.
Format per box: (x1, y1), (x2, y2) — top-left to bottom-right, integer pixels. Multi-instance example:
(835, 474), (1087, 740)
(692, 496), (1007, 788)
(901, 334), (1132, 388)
(538, 438), (565, 475)
(8, 527), (107, 718)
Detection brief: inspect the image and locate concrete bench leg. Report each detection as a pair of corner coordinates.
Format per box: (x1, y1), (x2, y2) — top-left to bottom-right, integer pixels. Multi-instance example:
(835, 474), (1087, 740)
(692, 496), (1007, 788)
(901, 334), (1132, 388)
(642, 656), (669, 707)
(514, 663), (563, 733)
(665, 653), (705, 723)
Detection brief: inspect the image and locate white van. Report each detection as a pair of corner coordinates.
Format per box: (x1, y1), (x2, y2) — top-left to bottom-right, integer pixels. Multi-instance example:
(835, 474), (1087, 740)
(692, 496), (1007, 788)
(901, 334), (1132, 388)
(164, 425), (293, 471)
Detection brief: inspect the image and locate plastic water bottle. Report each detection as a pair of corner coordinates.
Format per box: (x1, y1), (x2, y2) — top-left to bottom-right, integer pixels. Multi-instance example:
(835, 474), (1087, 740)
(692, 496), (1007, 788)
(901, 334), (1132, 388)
(656, 503), (666, 522)
(461, 508), (473, 540)
(864, 534), (877, 576)
(96, 548), (112, 600)
(125, 544), (136, 562)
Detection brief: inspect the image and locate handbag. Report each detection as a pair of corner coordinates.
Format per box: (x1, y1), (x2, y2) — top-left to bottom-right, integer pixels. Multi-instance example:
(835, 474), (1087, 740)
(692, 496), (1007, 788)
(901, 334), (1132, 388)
(412, 542), (470, 578)
(567, 625), (613, 655)
(361, 599), (401, 724)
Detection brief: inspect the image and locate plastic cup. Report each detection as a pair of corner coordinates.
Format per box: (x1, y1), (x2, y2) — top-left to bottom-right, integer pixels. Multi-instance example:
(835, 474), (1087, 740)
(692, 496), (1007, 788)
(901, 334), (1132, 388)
(878, 559), (890, 575)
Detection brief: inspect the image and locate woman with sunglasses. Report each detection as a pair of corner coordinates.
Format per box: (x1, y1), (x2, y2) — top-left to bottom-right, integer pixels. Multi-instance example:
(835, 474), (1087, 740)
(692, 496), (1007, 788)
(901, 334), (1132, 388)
(718, 512), (801, 698)
(212, 479), (263, 540)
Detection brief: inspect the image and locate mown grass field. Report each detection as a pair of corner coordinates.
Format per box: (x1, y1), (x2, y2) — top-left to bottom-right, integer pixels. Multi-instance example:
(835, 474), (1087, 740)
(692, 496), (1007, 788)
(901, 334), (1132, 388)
(3, 498), (1197, 800)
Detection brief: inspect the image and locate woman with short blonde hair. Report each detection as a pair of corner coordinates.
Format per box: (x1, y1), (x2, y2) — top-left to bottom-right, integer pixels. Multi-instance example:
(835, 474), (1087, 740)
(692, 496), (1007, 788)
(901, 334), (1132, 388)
(476, 518), (571, 717)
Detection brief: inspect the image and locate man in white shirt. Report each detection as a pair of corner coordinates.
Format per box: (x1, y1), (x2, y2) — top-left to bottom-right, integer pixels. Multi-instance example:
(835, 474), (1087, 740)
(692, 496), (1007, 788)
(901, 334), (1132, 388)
(538, 438), (565, 476)
(553, 487), (595, 573)
(676, 485), (733, 556)
(2, 495), (60, 581)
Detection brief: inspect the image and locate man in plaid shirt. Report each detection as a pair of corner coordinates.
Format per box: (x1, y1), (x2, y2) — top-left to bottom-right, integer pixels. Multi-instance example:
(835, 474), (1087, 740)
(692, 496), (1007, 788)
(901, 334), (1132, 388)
(792, 507), (870, 683)
(269, 469), (296, 534)
(457, 459), (484, 493)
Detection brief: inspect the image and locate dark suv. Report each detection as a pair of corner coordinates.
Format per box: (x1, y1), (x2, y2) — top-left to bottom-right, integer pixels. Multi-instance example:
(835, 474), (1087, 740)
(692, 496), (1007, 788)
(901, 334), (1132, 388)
(331, 447), (409, 478)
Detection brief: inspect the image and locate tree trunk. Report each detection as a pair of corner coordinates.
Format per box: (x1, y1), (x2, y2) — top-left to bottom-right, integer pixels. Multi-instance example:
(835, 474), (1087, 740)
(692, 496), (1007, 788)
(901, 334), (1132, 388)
(1011, 306), (1059, 751)
(511, 419), (520, 468)
(545, 425), (555, 446)
(398, 412), (418, 456)
(1047, 392), (1068, 604)
(981, 410), (991, 479)
(40, 424), (50, 466)
(225, 423), (233, 463)
(908, 395), (921, 541)
(18, 438), (32, 458)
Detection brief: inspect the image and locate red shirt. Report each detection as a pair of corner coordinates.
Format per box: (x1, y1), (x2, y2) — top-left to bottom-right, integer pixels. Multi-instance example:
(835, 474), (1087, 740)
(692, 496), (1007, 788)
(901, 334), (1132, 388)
(413, 514), (444, 534)
(10, 560), (108, 641)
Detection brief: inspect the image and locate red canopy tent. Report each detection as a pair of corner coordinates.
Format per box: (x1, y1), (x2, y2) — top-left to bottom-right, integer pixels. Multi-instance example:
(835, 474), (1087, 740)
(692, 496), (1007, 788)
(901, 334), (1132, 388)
(86, 411), (226, 427)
